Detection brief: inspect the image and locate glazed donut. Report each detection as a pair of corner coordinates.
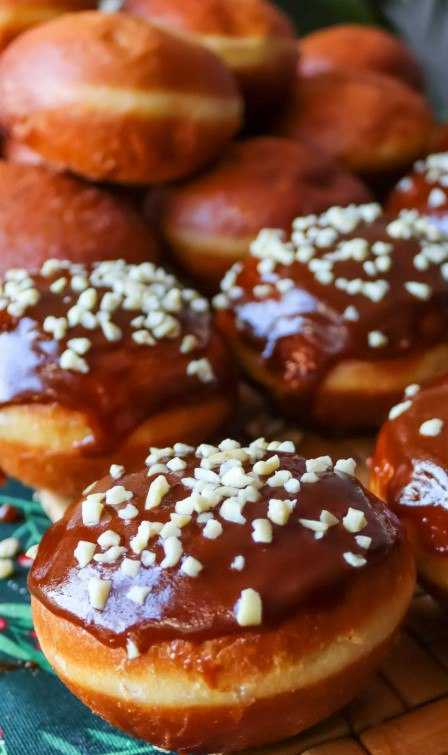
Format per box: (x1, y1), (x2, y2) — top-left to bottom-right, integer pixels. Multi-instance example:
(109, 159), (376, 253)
(0, 0), (96, 51)
(0, 259), (234, 511)
(371, 377), (448, 603)
(121, 0), (297, 122)
(275, 69), (433, 178)
(299, 24), (424, 91)
(29, 439), (414, 752)
(161, 137), (372, 289)
(387, 153), (448, 235)
(214, 203), (448, 432)
(0, 161), (159, 273)
(0, 12), (243, 185)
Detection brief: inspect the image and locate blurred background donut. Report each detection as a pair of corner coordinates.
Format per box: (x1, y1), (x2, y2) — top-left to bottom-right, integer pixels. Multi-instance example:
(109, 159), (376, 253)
(387, 152), (448, 235)
(0, 161), (159, 271)
(0, 0), (96, 52)
(215, 204), (448, 431)
(161, 136), (372, 289)
(0, 259), (235, 512)
(275, 68), (433, 180)
(120, 0), (298, 124)
(371, 376), (448, 604)
(0, 11), (243, 184)
(299, 23), (425, 90)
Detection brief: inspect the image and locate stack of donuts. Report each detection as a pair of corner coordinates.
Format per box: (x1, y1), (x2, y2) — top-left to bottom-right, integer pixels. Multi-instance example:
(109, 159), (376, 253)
(0, 1), (445, 751)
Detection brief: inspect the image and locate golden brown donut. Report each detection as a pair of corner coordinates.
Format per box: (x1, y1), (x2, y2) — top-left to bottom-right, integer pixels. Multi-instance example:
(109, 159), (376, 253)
(0, 11), (243, 185)
(299, 23), (424, 91)
(0, 259), (235, 510)
(0, 0), (96, 51)
(29, 439), (415, 752)
(387, 153), (448, 235)
(275, 69), (433, 178)
(214, 203), (448, 432)
(0, 161), (159, 272)
(371, 377), (448, 603)
(161, 136), (372, 289)
(121, 0), (297, 121)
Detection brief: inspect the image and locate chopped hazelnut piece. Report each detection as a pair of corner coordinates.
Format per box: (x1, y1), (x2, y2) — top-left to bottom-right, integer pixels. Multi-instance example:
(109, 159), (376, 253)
(127, 585), (151, 605)
(235, 588), (263, 626)
(88, 577), (111, 610)
(181, 556), (203, 577)
(74, 540), (96, 567)
(0, 537), (19, 558)
(343, 508), (367, 533)
(145, 475), (170, 510)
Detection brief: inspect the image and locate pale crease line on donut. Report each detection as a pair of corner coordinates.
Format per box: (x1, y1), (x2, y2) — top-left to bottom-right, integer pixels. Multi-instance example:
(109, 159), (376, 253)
(192, 34), (296, 70)
(0, 394), (231, 452)
(168, 229), (254, 258)
(41, 569), (410, 708)
(32, 83), (243, 121)
(0, 6), (65, 27)
(232, 334), (448, 399)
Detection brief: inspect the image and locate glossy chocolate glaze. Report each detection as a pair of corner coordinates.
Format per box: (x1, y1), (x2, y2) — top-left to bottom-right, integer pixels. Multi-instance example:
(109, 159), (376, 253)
(216, 207), (448, 414)
(373, 378), (448, 556)
(387, 159), (448, 236)
(29, 450), (402, 649)
(0, 263), (231, 454)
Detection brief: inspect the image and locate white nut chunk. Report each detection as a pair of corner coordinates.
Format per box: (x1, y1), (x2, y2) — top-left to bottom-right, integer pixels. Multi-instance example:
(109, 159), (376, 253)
(145, 475), (170, 510)
(74, 540), (96, 567)
(235, 588), (263, 626)
(0, 537), (19, 559)
(419, 418), (444, 437)
(0, 559), (14, 579)
(181, 556), (203, 577)
(88, 577), (112, 610)
(251, 518), (273, 543)
(160, 536), (183, 568)
(342, 507), (367, 533)
(82, 496), (104, 526)
(127, 585), (151, 605)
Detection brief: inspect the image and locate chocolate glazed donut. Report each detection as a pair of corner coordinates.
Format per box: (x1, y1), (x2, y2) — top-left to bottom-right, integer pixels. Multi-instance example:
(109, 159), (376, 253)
(29, 440), (415, 752)
(214, 204), (448, 431)
(0, 260), (235, 512)
(371, 376), (448, 603)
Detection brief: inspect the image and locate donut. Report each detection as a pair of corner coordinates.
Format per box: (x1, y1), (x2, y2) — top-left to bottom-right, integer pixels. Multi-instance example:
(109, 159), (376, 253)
(29, 439), (414, 752)
(0, 162), (159, 273)
(387, 153), (448, 235)
(120, 0), (297, 121)
(161, 136), (372, 289)
(275, 69), (433, 178)
(371, 377), (448, 603)
(0, 12), (243, 185)
(214, 203), (448, 432)
(0, 0), (96, 51)
(299, 24), (424, 91)
(0, 259), (234, 511)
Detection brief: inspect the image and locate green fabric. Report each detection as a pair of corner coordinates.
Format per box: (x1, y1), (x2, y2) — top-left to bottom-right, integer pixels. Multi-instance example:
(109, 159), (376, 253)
(0, 481), (170, 755)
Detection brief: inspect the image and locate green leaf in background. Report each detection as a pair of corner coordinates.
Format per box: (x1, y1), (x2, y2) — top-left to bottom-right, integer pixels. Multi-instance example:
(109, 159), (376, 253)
(275, 0), (380, 32)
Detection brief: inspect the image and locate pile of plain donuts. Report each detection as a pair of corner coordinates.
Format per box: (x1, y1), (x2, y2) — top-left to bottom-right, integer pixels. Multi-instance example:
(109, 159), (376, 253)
(0, 1), (447, 752)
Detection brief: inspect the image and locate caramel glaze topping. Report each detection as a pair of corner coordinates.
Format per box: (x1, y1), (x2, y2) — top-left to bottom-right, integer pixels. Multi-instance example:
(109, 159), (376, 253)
(0, 260), (232, 455)
(214, 204), (448, 411)
(388, 153), (448, 235)
(373, 378), (448, 556)
(29, 440), (402, 654)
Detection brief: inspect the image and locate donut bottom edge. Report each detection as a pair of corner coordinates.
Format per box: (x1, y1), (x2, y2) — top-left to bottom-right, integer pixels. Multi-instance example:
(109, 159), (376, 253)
(31, 542), (415, 752)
